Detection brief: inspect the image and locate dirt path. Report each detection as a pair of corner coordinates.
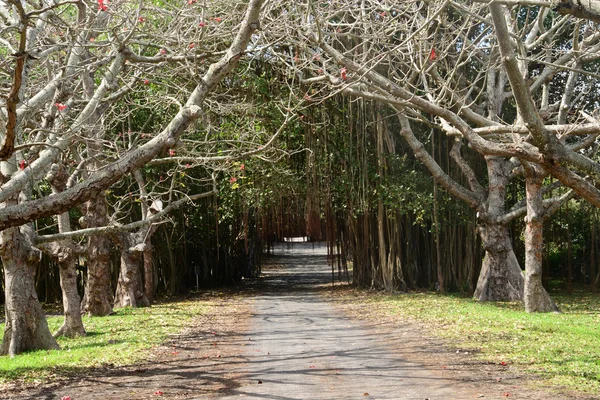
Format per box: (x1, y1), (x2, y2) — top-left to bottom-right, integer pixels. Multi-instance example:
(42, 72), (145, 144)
(3, 242), (584, 399)
(217, 242), (556, 400)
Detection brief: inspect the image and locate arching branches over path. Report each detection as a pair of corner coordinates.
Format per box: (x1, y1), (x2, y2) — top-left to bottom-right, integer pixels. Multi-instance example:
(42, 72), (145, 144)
(0, 0), (266, 356)
(265, 0), (600, 310)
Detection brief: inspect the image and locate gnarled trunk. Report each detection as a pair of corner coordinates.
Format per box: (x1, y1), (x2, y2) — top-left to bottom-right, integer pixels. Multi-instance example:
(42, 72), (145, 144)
(114, 233), (149, 308)
(81, 195), (113, 316)
(474, 222), (524, 301)
(1, 226), (59, 356)
(524, 173), (559, 312)
(474, 157), (524, 302)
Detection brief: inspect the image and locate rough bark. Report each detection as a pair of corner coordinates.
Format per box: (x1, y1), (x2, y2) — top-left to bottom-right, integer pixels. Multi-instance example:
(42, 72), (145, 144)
(524, 173), (559, 312)
(143, 237), (155, 304)
(474, 222), (525, 301)
(113, 233), (149, 308)
(474, 157), (524, 302)
(0, 226), (59, 356)
(54, 243), (86, 337)
(80, 195), (113, 316)
(43, 164), (86, 337)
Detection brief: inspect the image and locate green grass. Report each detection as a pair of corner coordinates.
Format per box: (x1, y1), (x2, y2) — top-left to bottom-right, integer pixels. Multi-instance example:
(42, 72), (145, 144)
(0, 298), (208, 383)
(371, 290), (600, 395)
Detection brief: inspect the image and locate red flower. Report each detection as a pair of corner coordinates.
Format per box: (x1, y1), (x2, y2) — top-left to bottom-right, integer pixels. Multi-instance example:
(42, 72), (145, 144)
(160, 49), (166, 55)
(138, 17), (145, 23)
(214, 17), (222, 22)
(429, 48), (437, 61)
(55, 103), (67, 111)
(154, 391), (163, 396)
(19, 160), (26, 170)
(61, 397), (72, 400)
(239, 164), (245, 170)
(189, 43), (195, 49)
(98, 0), (107, 11)
(143, 79), (150, 85)
(198, 22), (206, 27)
(185, 164), (191, 168)
(229, 177), (237, 184)
(168, 149), (175, 156)
(340, 67), (347, 81)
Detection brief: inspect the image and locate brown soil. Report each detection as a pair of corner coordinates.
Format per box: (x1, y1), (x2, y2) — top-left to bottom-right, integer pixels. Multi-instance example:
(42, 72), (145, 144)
(321, 286), (598, 400)
(1, 293), (252, 400)
(2, 281), (597, 399)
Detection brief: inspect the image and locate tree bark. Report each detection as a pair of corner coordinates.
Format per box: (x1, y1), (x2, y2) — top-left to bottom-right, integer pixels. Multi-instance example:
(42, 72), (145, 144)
(474, 222), (524, 301)
(113, 233), (149, 308)
(524, 173), (559, 312)
(143, 237), (155, 303)
(44, 164), (86, 337)
(1, 226), (59, 356)
(474, 157), (524, 302)
(81, 195), (113, 316)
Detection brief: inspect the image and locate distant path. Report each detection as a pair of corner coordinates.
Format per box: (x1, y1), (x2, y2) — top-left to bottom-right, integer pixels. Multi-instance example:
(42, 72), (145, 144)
(218, 242), (478, 399)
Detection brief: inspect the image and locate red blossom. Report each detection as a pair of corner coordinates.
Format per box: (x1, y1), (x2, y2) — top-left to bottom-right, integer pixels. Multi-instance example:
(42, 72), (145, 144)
(239, 164), (245, 170)
(429, 48), (437, 61)
(169, 149), (176, 156)
(187, 0), (195, 4)
(160, 49), (167, 55)
(55, 103), (67, 111)
(189, 43), (195, 49)
(154, 391), (163, 396)
(229, 177), (237, 184)
(214, 17), (222, 22)
(19, 160), (26, 170)
(198, 22), (206, 27)
(61, 397), (72, 400)
(185, 164), (191, 168)
(340, 67), (347, 81)
(138, 17), (145, 23)
(97, 0), (107, 11)
(143, 79), (150, 85)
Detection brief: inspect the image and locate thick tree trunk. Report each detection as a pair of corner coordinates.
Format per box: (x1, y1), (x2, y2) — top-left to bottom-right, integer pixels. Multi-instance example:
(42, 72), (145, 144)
(114, 240), (148, 308)
(524, 174), (559, 312)
(81, 195), (113, 316)
(474, 157), (524, 302)
(474, 222), (524, 301)
(1, 226), (59, 356)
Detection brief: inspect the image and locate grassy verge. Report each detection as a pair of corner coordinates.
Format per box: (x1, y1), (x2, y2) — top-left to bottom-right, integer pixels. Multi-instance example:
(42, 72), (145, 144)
(363, 290), (600, 395)
(0, 298), (209, 384)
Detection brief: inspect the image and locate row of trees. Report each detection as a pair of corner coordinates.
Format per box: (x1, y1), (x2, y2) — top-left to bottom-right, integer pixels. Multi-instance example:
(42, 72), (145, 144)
(2, 0), (600, 357)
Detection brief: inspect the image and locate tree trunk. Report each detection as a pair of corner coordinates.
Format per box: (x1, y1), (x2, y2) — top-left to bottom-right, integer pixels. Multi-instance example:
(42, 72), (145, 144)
(524, 173), (559, 312)
(473, 157), (524, 302)
(55, 254), (86, 337)
(45, 165), (86, 337)
(143, 238), (155, 303)
(1, 226), (59, 356)
(113, 232), (149, 308)
(81, 195), (113, 316)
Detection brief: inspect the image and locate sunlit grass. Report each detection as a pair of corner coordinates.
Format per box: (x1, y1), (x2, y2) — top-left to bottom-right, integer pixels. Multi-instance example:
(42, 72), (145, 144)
(0, 298), (208, 383)
(369, 290), (600, 395)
